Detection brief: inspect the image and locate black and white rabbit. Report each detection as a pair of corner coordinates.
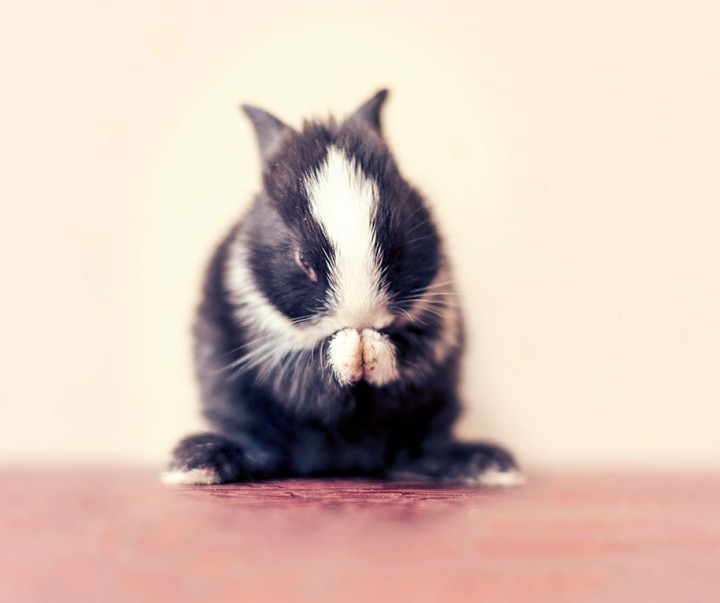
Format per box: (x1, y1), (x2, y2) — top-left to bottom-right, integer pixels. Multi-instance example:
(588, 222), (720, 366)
(162, 90), (523, 486)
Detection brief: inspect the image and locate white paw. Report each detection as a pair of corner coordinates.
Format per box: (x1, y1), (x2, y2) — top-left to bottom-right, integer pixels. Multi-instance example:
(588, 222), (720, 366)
(361, 328), (399, 386)
(160, 467), (221, 485)
(328, 328), (399, 387)
(466, 468), (527, 487)
(328, 328), (363, 385)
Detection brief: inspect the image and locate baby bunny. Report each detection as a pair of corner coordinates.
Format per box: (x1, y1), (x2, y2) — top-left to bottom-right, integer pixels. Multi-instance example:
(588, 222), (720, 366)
(163, 90), (523, 486)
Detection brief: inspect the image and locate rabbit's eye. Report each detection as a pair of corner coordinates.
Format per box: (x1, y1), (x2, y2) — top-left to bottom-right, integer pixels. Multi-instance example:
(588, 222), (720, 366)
(295, 249), (318, 282)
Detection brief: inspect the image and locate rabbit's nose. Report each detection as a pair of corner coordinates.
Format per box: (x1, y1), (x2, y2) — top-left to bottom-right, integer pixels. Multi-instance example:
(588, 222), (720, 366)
(356, 310), (393, 331)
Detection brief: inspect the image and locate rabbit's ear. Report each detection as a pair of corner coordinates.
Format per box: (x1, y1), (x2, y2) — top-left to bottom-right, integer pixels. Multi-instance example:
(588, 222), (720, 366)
(349, 89), (389, 135)
(241, 104), (294, 163)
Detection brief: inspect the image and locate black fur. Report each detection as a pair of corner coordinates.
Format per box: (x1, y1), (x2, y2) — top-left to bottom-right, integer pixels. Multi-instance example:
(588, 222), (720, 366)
(166, 90), (520, 484)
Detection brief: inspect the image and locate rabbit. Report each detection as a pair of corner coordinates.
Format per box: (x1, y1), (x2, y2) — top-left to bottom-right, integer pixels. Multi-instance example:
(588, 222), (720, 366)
(162, 90), (524, 487)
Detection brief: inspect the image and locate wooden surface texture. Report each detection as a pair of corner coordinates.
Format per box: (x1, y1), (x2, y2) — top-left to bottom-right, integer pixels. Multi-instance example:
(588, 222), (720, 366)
(1, 469), (718, 602)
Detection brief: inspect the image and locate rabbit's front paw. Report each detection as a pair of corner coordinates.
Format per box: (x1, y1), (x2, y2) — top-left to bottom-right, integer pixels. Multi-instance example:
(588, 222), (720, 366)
(328, 328), (399, 387)
(361, 328), (399, 386)
(328, 328), (363, 385)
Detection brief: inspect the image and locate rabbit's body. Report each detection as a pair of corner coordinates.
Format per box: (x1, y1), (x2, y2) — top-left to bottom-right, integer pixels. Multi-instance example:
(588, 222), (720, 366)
(163, 91), (522, 486)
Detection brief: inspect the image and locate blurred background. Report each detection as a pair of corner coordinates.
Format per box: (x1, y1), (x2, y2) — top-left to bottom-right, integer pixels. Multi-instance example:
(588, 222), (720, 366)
(1, 1), (718, 469)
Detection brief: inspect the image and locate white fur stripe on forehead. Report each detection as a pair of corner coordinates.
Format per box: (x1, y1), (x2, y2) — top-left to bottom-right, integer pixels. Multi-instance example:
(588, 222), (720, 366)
(304, 146), (391, 329)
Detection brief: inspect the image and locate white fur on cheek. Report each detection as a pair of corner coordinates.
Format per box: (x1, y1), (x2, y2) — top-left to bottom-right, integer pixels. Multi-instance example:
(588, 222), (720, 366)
(225, 241), (328, 348)
(305, 147), (392, 329)
(361, 328), (399, 386)
(328, 328), (363, 385)
(160, 468), (221, 485)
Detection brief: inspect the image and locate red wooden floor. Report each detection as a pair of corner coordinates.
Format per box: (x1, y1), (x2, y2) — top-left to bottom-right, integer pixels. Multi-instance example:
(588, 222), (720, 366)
(1, 468), (718, 602)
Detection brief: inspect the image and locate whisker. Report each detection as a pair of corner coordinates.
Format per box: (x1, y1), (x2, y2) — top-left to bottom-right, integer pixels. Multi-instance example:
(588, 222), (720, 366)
(219, 327), (294, 360)
(397, 306), (427, 326)
(409, 291), (460, 298)
(406, 299), (462, 308)
(404, 218), (431, 238)
(403, 284), (459, 299)
(398, 295), (461, 306)
(404, 234), (436, 246)
(413, 306), (450, 320)
(224, 337), (289, 373)
(289, 314), (319, 325)
(420, 280), (458, 290)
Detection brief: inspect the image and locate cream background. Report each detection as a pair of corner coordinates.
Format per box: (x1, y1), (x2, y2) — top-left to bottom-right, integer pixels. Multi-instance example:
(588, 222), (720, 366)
(1, 1), (718, 467)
